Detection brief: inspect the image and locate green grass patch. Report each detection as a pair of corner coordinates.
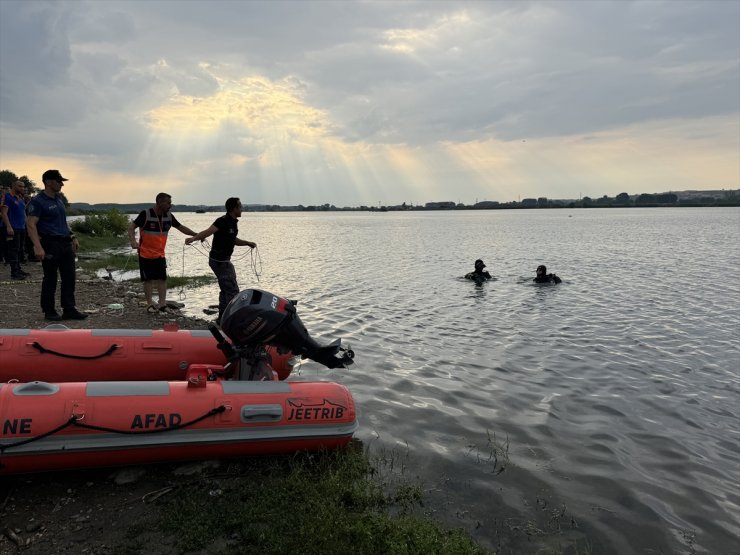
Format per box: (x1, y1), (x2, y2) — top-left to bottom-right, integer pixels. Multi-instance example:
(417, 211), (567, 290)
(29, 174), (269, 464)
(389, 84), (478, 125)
(77, 251), (136, 274)
(77, 234), (129, 253)
(166, 274), (215, 288)
(118, 443), (489, 555)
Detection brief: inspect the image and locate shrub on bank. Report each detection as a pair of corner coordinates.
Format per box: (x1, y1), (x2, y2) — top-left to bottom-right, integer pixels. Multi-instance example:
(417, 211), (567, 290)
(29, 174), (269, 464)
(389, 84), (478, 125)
(71, 208), (129, 237)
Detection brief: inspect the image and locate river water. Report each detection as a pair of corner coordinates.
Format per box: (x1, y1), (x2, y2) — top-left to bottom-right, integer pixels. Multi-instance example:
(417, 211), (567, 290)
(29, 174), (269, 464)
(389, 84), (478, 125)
(151, 208), (739, 553)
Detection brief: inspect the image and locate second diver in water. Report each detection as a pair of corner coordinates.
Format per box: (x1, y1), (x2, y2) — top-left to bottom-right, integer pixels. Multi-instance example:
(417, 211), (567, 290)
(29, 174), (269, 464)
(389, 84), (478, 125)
(533, 264), (561, 284)
(465, 259), (492, 284)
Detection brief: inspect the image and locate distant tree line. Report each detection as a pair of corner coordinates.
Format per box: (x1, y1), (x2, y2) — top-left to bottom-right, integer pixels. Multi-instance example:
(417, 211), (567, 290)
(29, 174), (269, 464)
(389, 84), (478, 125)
(70, 188), (740, 213)
(362, 190), (739, 211)
(3, 168), (737, 212)
(507, 190), (739, 209)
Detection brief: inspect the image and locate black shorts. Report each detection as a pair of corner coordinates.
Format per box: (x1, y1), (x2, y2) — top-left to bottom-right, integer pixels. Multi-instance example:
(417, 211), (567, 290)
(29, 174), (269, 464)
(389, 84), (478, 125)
(139, 256), (167, 281)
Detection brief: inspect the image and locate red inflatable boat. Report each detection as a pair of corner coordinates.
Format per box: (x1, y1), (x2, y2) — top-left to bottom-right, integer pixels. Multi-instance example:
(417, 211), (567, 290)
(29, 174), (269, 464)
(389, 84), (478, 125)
(0, 324), (297, 382)
(0, 377), (357, 474)
(0, 288), (356, 474)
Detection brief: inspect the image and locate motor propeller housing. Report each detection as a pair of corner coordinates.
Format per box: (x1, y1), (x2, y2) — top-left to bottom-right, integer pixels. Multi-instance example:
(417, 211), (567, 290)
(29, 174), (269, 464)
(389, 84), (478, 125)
(220, 289), (353, 369)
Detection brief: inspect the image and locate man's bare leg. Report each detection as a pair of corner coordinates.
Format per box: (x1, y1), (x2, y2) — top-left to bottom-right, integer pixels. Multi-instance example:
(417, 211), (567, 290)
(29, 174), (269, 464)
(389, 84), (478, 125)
(157, 279), (167, 309)
(144, 281), (154, 306)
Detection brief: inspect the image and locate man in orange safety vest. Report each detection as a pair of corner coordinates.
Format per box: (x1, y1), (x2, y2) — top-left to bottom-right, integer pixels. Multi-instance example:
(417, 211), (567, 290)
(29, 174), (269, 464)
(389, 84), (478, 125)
(128, 192), (197, 313)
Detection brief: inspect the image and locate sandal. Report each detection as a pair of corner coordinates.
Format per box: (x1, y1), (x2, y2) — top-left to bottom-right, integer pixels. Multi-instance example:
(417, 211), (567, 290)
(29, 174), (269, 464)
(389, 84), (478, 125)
(146, 304), (158, 314)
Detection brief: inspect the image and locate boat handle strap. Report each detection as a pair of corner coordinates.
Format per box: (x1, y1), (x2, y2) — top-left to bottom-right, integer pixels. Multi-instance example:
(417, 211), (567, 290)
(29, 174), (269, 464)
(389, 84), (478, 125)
(0, 405), (227, 454)
(31, 341), (121, 360)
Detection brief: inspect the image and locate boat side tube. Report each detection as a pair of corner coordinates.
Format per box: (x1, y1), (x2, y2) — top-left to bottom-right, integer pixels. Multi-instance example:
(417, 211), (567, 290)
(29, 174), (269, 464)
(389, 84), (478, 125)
(0, 327), (296, 382)
(0, 379), (357, 474)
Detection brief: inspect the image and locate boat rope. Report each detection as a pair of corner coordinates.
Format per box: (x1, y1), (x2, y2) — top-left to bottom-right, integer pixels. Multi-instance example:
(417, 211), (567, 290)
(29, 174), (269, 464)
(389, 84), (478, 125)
(249, 245), (262, 282)
(31, 341), (121, 360)
(181, 239), (263, 296)
(178, 242), (189, 300)
(0, 418), (75, 453)
(120, 248), (135, 275)
(92, 248), (136, 284)
(0, 405), (227, 454)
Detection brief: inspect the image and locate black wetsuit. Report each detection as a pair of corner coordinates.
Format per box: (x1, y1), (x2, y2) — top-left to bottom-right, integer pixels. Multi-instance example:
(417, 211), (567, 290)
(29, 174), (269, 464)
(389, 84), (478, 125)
(465, 269), (491, 284)
(533, 273), (561, 284)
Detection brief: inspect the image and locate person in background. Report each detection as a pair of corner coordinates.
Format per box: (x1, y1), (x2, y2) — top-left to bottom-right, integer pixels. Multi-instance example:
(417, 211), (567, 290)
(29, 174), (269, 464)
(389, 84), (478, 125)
(465, 259), (492, 284)
(128, 192), (197, 313)
(23, 192), (35, 262)
(0, 184), (8, 264)
(533, 264), (562, 284)
(26, 170), (88, 320)
(2, 180), (29, 280)
(185, 197), (256, 324)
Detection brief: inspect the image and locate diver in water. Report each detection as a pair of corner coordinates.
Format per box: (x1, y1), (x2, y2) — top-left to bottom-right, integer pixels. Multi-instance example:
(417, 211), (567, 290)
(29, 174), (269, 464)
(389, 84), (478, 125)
(465, 259), (492, 284)
(533, 264), (561, 284)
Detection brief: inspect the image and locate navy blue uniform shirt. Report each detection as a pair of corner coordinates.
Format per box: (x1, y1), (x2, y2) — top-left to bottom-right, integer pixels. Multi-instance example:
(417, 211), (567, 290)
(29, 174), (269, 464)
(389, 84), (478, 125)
(3, 192), (26, 229)
(27, 193), (69, 236)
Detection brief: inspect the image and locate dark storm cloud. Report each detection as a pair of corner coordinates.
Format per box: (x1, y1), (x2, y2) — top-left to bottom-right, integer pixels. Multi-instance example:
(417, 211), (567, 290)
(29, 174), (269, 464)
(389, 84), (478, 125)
(6, 0), (735, 142)
(0, 1), (78, 126)
(0, 0), (158, 131)
(285, 1), (740, 144)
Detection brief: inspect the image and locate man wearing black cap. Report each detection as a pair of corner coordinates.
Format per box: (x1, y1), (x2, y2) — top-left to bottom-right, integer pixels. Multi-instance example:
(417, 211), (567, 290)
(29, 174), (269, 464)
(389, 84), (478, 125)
(26, 170), (88, 321)
(465, 259), (492, 284)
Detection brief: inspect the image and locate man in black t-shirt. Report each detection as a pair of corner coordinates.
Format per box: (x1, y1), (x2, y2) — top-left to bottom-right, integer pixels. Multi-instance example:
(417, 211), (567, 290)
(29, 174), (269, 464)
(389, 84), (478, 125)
(185, 197), (256, 323)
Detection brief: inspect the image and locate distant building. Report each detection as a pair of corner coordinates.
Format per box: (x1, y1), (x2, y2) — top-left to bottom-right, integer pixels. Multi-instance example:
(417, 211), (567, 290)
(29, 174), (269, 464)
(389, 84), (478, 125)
(521, 198), (537, 208)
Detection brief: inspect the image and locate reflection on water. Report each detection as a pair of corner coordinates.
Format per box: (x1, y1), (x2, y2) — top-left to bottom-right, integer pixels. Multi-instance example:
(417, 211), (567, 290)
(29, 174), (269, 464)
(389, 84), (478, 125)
(155, 208), (738, 553)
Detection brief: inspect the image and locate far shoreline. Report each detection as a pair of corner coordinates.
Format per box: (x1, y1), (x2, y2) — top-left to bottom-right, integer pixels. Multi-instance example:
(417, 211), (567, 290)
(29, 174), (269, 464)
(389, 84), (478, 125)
(68, 196), (740, 216)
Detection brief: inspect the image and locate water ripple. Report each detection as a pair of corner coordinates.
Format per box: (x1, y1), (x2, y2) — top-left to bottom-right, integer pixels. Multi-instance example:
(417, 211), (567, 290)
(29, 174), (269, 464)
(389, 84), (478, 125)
(174, 208), (740, 554)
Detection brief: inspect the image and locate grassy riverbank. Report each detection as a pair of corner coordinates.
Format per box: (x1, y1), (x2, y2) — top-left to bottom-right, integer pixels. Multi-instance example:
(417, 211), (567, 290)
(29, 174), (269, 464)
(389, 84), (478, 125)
(1, 436), (491, 554)
(116, 443), (489, 555)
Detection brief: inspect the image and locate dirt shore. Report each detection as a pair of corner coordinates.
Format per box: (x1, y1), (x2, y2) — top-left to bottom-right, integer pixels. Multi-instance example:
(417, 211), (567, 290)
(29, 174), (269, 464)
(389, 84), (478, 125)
(0, 261), (221, 554)
(0, 260), (211, 331)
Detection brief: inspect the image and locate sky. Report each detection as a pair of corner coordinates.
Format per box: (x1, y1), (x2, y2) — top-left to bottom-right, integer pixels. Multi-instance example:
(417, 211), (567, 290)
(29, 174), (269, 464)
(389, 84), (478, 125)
(1, 0), (738, 206)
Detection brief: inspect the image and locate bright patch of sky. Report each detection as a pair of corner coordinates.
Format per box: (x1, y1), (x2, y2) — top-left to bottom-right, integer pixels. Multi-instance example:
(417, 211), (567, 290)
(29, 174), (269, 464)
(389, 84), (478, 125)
(1, 0), (738, 205)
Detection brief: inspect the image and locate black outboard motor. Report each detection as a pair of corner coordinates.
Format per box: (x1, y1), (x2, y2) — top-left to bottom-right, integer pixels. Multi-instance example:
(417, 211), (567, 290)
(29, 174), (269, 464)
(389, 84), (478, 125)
(219, 288), (354, 370)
